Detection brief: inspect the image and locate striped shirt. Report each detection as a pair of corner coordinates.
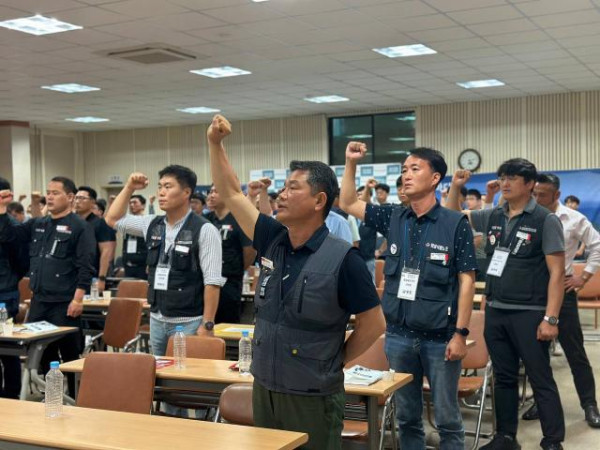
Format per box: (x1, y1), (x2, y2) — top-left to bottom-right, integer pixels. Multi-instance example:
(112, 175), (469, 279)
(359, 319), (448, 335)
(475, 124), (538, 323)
(115, 209), (225, 323)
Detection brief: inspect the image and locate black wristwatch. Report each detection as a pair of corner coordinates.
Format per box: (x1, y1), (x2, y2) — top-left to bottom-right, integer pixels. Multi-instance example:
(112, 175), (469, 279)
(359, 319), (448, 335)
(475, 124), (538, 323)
(455, 327), (470, 337)
(203, 321), (215, 331)
(544, 315), (559, 326)
(98, 275), (106, 282)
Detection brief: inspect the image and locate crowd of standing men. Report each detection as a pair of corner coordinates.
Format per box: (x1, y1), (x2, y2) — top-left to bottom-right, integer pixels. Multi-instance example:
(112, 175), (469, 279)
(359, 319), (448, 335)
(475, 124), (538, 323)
(0, 113), (598, 450)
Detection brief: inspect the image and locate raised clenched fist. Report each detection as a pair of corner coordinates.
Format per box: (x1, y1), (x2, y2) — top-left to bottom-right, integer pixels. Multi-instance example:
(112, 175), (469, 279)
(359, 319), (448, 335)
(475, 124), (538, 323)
(0, 190), (14, 206)
(451, 169), (471, 187)
(258, 177), (272, 189)
(18, 194), (27, 202)
(486, 179), (501, 196)
(345, 141), (367, 162)
(149, 195), (156, 204)
(31, 191), (43, 203)
(247, 180), (265, 198)
(126, 173), (149, 191)
(207, 115), (232, 145)
(367, 178), (377, 189)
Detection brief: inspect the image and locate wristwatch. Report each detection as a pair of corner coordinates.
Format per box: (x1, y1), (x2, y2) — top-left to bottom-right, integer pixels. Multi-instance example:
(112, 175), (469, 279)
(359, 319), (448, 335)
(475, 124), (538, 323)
(98, 275), (106, 282)
(203, 321), (215, 331)
(543, 315), (559, 326)
(455, 327), (470, 337)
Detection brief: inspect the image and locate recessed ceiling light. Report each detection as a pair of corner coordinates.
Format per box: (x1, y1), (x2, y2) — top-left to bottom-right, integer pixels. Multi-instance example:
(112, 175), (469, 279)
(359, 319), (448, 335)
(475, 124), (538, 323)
(41, 83), (100, 93)
(395, 116), (416, 122)
(177, 107), (221, 114)
(65, 117), (109, 123)
(190, 66), (252, 78)
(372, 44), (436, 58)
(346, 134), (372, 139)
(304, 95), (349, 104)
(252, 0), (270, 2)
(0, 15), (82, 36)
(457, 79), (505, 89)
(389, 137), (415, 142)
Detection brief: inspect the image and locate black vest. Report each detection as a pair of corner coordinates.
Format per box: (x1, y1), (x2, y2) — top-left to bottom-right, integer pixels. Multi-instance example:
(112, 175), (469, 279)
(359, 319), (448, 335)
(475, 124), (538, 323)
(0, 242), (18, 294)
(358, 221), (377, 261)
(146, 213), (208, 317)
(28, 214), (89, 303)
(122, 233), (147, 267)
(484, 204), (551, 307)
(382, 206), (463, 332)
(252, 231), (351, 396)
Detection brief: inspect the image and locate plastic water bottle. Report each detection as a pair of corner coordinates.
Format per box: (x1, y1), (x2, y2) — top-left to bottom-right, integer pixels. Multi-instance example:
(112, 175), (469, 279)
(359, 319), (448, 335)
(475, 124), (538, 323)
(90, 278), (99, 300)
(239, 330), (252, 376)
(45, 361), (64, 418)
(174, 326), (186, 369)
(0, 303), (7, 334)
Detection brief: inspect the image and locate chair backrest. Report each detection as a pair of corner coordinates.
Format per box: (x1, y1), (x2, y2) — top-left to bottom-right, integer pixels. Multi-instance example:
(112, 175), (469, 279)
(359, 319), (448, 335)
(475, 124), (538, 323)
(462, 310), (489, 370)
(248, 266), (260, 291)
(375, 260), (385, 288)
(219, 383), (254, 426)
(103, 299), (143, 349)
(574, 263), (600, 300)
(166, 335), (226, 360)
(18, 277), (32, 302)
(77, 352), (156, 414)
(116, 279), (148, 299)
(345, 334), (388, 371)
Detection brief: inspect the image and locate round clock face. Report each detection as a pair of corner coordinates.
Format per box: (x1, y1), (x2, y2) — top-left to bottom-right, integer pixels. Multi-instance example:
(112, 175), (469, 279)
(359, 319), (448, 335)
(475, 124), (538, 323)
(458, 149), (481, 171)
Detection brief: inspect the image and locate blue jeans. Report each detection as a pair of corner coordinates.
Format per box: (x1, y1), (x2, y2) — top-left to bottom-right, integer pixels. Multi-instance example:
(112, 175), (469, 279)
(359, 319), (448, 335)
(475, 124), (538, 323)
(385, 331), (464, 450)
(149, 316), (202, 357)
(365, 259), (376, 286)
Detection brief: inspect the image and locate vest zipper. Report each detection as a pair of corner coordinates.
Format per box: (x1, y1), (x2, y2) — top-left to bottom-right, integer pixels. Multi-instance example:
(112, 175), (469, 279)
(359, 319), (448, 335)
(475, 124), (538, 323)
(297, 276), (308, 313)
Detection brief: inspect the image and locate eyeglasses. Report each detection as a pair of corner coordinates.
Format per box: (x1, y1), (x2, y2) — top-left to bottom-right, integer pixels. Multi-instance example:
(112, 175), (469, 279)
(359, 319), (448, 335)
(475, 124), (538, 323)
(75, 196), (91, 201)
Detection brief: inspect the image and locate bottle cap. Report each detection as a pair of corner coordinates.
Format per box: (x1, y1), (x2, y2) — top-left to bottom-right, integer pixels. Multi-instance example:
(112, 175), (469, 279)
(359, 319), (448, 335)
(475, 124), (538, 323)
(50, 361), (60, 369)
(0, 303), (5, 308)
(175, 325), (184, 332)
(242, 330), (249, 337)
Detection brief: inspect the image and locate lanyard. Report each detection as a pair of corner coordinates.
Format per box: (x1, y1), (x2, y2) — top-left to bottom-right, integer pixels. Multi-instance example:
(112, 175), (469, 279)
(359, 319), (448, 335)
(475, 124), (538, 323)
(402, 218), (431, 271)
(499, 214), (525, 251)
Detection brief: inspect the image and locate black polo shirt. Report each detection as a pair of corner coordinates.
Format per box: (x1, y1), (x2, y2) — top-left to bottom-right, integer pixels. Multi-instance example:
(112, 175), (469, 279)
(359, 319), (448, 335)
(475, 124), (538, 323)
(253, 213), (380, 314)
(206, 211), (252, 282)
(84, 213), (116, 275)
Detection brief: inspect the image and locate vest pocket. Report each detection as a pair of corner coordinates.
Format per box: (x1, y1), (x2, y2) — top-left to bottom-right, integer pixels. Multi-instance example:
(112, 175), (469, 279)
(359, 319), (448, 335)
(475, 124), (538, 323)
(50, 234), (72, 258)
(146, 240), (161, 266)
(170, 247), (192, 271)
(404, 298), (449, 331)
(280, 340), (340, 393)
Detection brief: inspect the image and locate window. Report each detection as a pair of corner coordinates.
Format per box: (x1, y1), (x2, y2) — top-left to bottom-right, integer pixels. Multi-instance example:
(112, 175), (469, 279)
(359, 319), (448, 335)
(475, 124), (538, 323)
(329, 111), (415, 165)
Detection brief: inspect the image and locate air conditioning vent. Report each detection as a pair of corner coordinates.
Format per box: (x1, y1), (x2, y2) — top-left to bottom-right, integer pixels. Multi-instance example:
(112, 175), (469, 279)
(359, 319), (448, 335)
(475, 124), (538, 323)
(104, 45), (197, 64)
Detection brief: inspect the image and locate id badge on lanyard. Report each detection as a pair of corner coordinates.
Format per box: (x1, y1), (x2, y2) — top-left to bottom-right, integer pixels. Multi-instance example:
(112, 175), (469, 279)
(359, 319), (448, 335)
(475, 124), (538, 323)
(154, 265), (170, 291)
(127, 238), (138, 254)
(487, 247), (510, 277)
(397, 268), (420, 301)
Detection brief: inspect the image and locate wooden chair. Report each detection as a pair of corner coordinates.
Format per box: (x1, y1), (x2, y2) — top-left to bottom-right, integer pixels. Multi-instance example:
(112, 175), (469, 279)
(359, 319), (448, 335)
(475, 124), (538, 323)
(574, 263), (600, 328)
(16, 277), (32, 323)
(116, 279), (148, 299)
(375, 259), (385, 288)
(86, 299), (143, 353)
(77, 352), (156, 414)
(214, 383), (254, 426)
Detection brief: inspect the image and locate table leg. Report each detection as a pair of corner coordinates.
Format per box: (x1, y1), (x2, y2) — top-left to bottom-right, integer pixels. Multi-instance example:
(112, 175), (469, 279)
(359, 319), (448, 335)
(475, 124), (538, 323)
(366, 396), (379, 450)
(19, 370), (30, 401)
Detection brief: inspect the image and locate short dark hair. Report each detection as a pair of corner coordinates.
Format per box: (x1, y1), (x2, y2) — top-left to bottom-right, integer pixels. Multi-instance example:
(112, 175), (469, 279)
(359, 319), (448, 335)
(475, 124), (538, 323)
(50, 176), (77, 195)
(466, 189), (482, 200)
(375, 183), (390, 194)
(537, 173), (560, 191)
(408, 147), (447, 187)
(396, 176), (403, 188)
(78, 186), (97, 201)
(39, 196), (46, 206)
(130, 194), (146, 205)
(460, 186), (468, 197)
(289, 160), (338, 219)
(158, 165), (197, 199)
(564, 195), (580, 205)
(357, 186), (366, 193)
(497, 158), (537, 184)
(0, 177), (11, 191)
(96, 198), (107, 213)
(268, 192), (278, 201)
(190, 192), (205, 205)
(7, 201), (23, 214)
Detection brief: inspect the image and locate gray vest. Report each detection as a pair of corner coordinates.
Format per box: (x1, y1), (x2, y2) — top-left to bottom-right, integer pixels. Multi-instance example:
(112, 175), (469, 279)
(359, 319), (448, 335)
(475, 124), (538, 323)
(251, 232), (351, 396)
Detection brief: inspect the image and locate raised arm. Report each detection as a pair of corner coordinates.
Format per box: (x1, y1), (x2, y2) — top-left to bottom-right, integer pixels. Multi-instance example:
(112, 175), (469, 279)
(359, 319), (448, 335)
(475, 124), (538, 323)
(208, 115), (259, 241)
(105, 173), (148, 228)
(339, 142), (368, 220)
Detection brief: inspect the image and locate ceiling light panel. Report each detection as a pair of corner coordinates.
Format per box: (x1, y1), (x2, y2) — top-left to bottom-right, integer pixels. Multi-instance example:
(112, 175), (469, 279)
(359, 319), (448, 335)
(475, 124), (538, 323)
(304, 95), (349, 103)
(41, 84), (100, 93)
(190, 66), (252, 78)
(65, 117), (109, 123)
(372, 44), (437, 58)
(457, 79), (505, 88)
(0, 15), (82, 36)
(177, 107), (221, 114)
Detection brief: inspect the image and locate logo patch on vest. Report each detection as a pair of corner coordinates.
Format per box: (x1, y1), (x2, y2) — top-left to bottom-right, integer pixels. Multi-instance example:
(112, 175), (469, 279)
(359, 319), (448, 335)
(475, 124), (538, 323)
(390, 243), (398, 255)
(426, 242), (449, 252)
(489, 234), (496, 245)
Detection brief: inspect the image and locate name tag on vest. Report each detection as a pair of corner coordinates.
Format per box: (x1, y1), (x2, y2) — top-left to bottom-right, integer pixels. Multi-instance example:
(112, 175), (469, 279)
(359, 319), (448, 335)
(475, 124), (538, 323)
(154, 266), (170, 291)
(126, 238), (137, 254)
(397, 268), (419, 301)
(487, 247), (510, 277)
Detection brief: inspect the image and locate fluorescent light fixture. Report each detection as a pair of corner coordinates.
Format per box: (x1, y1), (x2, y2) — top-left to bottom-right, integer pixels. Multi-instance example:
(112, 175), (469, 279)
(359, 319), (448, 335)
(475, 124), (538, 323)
(65, 117), (109, 123)
(177, 107), (221, 114)
(396, 115), (416, 122)
(0, 15), (82, 35)
(388, 150), (411, 155)
(41, 83), (100, 93)
(389, 137), (415, 142)
(252, 0), (270, 2)
(457, 79), (505, 89)
(346, 134), (372, 139)
(190, 66), (251, 78)
(372, 44), (436, 58)
(304, 95), (349, 104)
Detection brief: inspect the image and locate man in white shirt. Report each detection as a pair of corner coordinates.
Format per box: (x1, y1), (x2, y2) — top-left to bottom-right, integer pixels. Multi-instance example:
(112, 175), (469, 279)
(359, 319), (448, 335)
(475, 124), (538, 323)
(528, 173), (600, 428)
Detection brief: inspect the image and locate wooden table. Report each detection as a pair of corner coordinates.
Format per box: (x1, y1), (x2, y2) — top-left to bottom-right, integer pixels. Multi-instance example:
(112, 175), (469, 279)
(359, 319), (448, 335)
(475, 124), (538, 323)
(81, 297), (150, 326)
(475, 281), (486, 293)
(0, 326), (78, 400)
(61, 357), (413, 450)
(0, 398), (307, 450)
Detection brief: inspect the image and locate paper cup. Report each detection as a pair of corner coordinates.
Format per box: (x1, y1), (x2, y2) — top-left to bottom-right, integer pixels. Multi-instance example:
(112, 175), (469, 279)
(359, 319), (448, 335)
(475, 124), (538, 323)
(3, 322), (14, 336)
(103, 290), (112, 301)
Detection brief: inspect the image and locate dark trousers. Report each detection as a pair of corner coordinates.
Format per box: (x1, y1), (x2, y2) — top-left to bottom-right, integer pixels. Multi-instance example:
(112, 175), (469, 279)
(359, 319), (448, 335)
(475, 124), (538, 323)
(484, 305), (565, 446)
(253, 381), (345, 450)
(0, 294), (21, 399)
(558, 290), (597, 409)
(124, 265), (147, 280)
(215, 279), (242, 324)
(28, 299), (82, 396)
